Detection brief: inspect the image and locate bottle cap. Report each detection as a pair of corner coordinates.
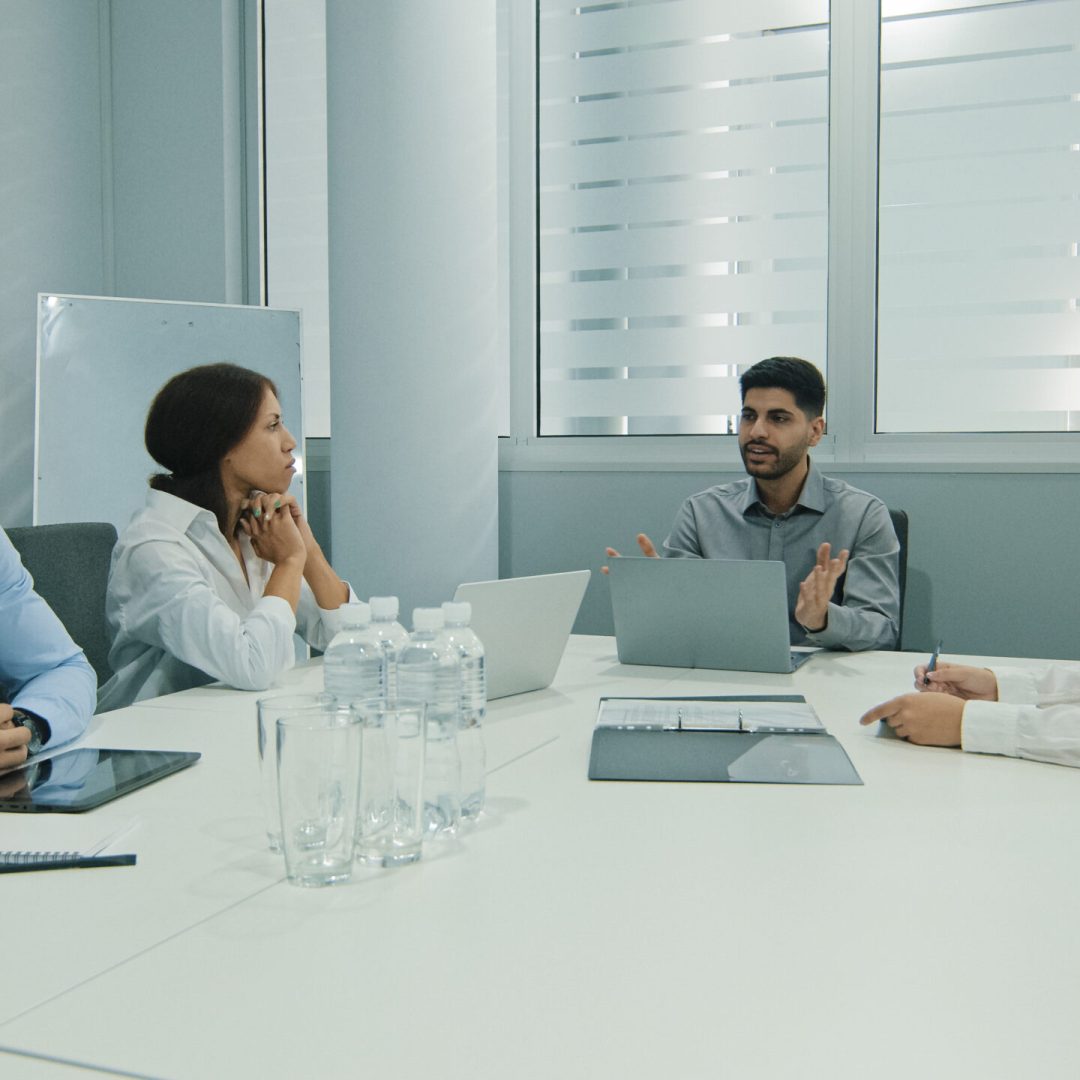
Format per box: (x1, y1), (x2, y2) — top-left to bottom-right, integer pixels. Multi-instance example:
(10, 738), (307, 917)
(370, 596), (399, 619)
(442, 601), (471, 626)
(339, 601), (371, 628)
(412, 607), (445, 632)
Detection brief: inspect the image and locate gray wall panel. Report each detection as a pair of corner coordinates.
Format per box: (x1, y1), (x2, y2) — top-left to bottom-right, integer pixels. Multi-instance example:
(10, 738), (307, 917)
(0, 0), (106, 524)
(499, 467), (1080, 662)
(109, 0), (243, 303)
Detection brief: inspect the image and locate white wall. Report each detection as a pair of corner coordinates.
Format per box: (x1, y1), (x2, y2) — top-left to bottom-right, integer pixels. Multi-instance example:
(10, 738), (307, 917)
(263, 0), (332, 437)
(0, 0), (256, 525)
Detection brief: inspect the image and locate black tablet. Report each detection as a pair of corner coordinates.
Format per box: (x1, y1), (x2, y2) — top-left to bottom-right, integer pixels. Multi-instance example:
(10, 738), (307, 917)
(0, 748), (201, 813)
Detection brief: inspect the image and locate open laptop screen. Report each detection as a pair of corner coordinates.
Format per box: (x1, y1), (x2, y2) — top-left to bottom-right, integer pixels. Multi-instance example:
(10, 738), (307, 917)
(454, 570), (590, 698)
(608, 557), (814, 673)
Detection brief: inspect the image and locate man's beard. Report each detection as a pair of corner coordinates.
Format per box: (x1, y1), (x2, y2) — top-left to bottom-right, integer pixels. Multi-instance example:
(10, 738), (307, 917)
(739, 439), (808, 480)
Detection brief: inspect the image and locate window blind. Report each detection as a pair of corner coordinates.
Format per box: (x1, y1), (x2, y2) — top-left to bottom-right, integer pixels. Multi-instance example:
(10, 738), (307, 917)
(538, 0), (830, 435)
(877, 0), (1080, 433)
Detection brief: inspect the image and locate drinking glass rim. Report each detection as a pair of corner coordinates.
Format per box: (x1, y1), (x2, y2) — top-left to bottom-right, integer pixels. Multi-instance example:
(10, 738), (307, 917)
(257, 691), (337, 711)
(274, 706), (359, 731)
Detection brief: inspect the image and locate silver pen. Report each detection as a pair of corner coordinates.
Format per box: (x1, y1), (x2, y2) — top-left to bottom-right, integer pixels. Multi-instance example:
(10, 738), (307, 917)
(922, 639), (943, 686)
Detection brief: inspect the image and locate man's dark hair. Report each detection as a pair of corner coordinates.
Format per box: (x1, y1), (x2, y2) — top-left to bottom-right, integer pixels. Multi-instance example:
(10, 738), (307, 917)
(739, 356), (825, 420)
(145, 363), (277, 535)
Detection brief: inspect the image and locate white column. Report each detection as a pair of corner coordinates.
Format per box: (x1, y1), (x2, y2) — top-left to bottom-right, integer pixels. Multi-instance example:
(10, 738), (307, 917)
(326, 1), (498, 617)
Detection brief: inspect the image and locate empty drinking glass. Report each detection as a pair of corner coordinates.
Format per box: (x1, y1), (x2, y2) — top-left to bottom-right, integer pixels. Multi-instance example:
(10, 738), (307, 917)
(256, 692), (336, 852)
(276, 706), (361, 887)
(353, 698), (426, 868)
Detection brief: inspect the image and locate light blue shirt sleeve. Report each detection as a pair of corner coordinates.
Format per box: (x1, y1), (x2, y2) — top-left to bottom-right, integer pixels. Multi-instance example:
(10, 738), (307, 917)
(0, 528), (97, 749)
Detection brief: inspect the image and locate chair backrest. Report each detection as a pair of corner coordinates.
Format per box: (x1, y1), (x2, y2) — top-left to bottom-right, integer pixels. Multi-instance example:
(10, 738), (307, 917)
(6, 522), (118, 686)
(888, 508), (909, 648)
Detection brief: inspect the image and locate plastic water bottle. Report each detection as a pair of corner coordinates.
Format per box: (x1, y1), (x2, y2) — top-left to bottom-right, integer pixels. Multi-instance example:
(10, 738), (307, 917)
(369, 596), (410, 699)
(441, 601), (486, 822)
(323, 602), (386, 704)
(397, 608), (461, 837)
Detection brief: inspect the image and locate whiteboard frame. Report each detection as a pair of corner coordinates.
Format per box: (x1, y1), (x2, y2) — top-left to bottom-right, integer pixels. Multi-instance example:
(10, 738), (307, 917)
(35, 293), (305, 531)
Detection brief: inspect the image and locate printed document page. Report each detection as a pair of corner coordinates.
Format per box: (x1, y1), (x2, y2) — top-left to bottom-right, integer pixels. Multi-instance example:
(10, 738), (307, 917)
(596, 697), (825, 733)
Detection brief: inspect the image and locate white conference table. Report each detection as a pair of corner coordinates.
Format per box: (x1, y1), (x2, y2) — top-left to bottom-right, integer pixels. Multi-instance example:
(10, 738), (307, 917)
(2, 637), (1080, 1079)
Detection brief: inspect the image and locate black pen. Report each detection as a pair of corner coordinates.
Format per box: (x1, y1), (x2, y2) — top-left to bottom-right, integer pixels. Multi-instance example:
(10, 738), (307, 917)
(0, 854), (136, 874)
(923, 640), (943, 685)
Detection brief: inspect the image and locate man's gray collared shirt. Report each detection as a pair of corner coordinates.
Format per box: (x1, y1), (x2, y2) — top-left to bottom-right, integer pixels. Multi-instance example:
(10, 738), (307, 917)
(662, 463), (900, 650)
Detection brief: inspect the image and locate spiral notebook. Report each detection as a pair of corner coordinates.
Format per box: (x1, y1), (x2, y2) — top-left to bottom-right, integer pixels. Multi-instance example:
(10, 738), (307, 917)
(0, 816), (138, 871)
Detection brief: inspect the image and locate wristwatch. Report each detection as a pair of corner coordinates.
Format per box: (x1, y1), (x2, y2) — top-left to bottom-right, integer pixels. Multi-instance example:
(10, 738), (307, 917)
(10, 709), (50, 756)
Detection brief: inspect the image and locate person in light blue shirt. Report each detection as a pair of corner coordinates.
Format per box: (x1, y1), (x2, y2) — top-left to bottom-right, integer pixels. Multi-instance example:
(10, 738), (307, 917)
(0, 527), (97, 769)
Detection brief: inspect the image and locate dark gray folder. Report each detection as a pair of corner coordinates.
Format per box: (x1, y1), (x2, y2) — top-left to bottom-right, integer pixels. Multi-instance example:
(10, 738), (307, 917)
(588, 695), (861, 785)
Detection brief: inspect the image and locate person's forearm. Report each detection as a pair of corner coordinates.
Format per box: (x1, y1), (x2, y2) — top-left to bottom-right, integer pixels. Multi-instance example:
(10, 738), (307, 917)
(264, 557), (305, 612)
(11, 652), (96, 748)
(963, 699), (1080, 767)
(302, 546), (349, 610)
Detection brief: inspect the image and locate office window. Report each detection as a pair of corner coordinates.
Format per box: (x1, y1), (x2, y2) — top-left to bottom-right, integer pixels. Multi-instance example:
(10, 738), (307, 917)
(537, 0), (830, 435)
(877, 0), (1080, 433)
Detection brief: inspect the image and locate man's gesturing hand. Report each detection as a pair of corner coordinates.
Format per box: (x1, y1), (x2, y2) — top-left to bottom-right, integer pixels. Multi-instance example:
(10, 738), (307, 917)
(794, 541), (848, 632)
(602, 533), (659, 574)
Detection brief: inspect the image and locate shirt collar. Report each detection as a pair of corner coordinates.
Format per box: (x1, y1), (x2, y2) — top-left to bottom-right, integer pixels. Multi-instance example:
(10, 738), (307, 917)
(742, 458), (825, 517)
(145, 488), (220, 534)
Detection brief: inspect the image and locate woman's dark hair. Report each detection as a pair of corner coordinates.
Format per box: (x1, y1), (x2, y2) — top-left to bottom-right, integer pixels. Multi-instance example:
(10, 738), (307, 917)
(739, 356), (826, 420)
(146, 363), (277, 534)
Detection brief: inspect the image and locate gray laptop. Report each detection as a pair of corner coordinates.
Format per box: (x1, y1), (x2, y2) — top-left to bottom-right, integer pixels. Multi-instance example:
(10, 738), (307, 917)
(608, 557), (816, 674)
(453, 570), (591, 699)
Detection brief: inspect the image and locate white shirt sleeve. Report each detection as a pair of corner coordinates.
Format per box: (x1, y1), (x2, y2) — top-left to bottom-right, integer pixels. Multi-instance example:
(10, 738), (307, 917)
(962, 662), (1080, 768)
(295, 581), (358, 650)
(117, 538), (298, 692)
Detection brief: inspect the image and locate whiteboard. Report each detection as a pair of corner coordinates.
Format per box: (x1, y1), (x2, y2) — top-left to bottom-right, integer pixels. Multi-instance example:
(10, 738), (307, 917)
(35, 295), (304, 532)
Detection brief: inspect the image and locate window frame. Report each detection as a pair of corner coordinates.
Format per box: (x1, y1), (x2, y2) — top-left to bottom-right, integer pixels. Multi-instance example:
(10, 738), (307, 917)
(500, 0), (1080, 474)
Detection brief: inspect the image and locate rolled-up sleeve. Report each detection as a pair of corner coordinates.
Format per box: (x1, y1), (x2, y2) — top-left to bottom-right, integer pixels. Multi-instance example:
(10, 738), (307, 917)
(963, 698), (1080, 768)
(117, 540), (298, 692)
(961, 662), (1080, 768)
(296, 581), (359, 651)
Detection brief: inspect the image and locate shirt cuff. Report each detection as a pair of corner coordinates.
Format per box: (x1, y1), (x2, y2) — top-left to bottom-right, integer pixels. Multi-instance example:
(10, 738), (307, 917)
(801, 603), (846, 649)
(961, 700), (1023, 758)
(990, 666), (1040, 705)
(318, 583), (360, 632)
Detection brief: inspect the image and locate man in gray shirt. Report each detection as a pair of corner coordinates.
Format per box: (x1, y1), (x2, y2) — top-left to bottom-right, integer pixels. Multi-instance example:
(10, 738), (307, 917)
(606, 357), (900, 651)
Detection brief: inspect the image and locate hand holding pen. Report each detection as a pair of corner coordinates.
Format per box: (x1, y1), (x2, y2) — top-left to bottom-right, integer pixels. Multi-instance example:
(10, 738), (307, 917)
(921, 639), (943, 685)
(914, 644), (999, 702)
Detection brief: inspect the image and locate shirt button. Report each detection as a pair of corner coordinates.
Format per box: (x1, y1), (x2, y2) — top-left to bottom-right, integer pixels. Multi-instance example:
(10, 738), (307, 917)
(774, 520), (781, 528)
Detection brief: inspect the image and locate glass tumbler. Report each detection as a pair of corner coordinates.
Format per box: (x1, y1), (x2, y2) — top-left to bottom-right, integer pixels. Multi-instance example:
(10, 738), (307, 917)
(353, 698), (426, 868)
(276, 706), (361, 887)
(256, 692), (336, 852)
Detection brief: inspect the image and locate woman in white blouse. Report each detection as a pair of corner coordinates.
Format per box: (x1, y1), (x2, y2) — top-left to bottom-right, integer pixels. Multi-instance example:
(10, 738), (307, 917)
(860, 661), (1080, 768)
(98, 363), (351, 711)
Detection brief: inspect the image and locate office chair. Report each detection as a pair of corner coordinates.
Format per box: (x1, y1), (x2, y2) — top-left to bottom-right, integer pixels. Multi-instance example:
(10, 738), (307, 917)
(7, 522), (118, 687)
(888, 508), (909, 649)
